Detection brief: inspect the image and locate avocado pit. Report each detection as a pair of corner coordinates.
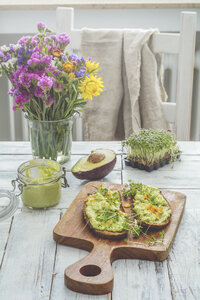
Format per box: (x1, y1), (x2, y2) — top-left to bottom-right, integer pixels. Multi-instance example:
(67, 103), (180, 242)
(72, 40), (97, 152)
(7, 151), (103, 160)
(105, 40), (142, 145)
(71, 149), (116, 180)
(87, 152), (105, 164)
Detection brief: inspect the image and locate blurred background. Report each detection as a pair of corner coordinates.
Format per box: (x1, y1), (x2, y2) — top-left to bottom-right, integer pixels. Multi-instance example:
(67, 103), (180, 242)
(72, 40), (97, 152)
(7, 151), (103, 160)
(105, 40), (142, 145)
(0, 1), (200, 141)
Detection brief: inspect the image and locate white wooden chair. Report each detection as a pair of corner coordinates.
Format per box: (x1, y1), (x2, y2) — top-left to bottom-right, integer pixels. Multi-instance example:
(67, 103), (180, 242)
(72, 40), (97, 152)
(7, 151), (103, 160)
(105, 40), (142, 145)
(56, 7), (197, 141)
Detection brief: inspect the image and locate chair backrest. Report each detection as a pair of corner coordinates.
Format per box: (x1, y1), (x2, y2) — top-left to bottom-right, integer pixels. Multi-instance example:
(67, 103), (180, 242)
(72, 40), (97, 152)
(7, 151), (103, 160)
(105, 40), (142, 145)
(56, 7), (197, 141)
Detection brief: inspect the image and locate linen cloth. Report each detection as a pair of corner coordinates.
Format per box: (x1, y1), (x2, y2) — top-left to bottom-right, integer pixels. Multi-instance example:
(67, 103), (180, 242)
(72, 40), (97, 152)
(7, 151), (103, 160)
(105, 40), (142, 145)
(81, 28), (168, 141)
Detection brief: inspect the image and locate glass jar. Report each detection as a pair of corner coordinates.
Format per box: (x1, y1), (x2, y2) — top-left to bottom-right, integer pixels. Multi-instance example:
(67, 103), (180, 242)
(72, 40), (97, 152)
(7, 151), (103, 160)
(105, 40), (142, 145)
(12, 159), (68, 209)
(0, 190), (19, 221)
(27, 116), (74, 164)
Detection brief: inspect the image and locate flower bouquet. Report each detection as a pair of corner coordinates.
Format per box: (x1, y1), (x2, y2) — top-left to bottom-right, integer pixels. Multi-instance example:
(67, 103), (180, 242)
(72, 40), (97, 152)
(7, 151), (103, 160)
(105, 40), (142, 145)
(0, 22), (103, 163)
(123, 129), (181, 171)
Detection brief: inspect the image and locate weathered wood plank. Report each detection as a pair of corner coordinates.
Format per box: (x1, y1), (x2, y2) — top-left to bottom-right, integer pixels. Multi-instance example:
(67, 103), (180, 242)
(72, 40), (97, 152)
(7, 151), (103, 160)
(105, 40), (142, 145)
(122, 155), (200, 189)
(72, 141), (122, 155)
(178, 141), (200, 155)
(1, 141), (200, 156)
(167, 209), (200, 299)
(1, 0), (200, 10)
(0, 208), (60, 300)
(0, 142), (32, 154)
(112, 259), (172, 300)
(51, 210), (108, 300)
(0, 154), (122, 172)
(0, 141), (123, 155)
(0, 216), (13, 267)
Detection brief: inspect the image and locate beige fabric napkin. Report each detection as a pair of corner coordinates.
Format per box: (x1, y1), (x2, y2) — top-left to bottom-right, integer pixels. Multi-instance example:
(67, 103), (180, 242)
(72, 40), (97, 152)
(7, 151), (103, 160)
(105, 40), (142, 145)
(81, 28), (168, 141)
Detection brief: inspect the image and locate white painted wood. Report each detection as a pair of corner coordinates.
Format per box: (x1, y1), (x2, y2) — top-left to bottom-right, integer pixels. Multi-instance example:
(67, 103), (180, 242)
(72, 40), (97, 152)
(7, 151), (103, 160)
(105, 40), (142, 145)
(1, 141), (200, 155)
(178, 141), (200, 155)
(56, 6), (74, 51)
(0, 208), (60, 300)
(1, 0), (200, 10)
(0, 141), (32, 154)
(56, 8), (197, 141)
(0, 217), (13, 265)
(69, 30), (181, 54)
(168, 209), (200, 299)
(0, 141), (123, 154)
(21, 113), (29, 141)
(175, 12), (197, 141)
(8, 81), (15, 141)
(122, 155), (200, 189)
(161, 102), (176, 124)
(112, 259), (172, 300)
(151, 33), (180, 54)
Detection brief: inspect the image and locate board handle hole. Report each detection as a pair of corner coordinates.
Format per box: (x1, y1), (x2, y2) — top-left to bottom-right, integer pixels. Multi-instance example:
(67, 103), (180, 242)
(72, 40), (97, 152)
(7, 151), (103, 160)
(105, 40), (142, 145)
(80, 265), (101, 277)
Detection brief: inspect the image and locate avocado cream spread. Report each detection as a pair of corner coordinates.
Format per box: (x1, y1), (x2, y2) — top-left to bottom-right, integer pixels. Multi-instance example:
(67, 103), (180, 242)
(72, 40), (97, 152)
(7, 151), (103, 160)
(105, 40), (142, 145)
(85, 187), (127, 232)
(20, 160), (61, 209)
(132, 184), (171, 225)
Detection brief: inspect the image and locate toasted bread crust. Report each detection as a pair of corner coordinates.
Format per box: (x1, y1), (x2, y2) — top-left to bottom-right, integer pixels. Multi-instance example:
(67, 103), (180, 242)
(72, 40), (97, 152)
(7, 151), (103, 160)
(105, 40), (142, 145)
(83, 202), (127, 240)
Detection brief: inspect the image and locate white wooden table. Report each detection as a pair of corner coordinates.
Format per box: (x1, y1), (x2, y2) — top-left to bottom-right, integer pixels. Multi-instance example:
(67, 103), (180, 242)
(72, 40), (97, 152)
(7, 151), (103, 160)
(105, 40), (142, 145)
(0, 141), (200, 300)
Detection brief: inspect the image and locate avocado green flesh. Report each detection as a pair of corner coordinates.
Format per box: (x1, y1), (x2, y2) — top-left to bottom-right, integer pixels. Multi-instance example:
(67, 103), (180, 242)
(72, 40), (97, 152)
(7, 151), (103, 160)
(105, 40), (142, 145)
(133, 186), (171, 225)
(72, 150), (115, 172)
(85, 188), (126, 232)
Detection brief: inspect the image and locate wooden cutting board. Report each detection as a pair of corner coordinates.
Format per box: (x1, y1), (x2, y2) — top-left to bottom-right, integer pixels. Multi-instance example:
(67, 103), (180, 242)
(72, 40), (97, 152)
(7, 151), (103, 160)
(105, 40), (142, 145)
(53, 181), (186, 295)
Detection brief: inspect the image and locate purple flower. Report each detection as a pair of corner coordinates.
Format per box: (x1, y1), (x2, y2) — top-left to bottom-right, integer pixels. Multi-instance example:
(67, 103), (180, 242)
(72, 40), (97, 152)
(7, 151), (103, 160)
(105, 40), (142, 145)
(13, 94), (29, 110)
(50, 35), (57, 41)
(9, 44), (15, 53)
(34, 87), (44, 98)
(53, 82), (63, 91)
(25, 46), (34, 56)
(69, 53), (78, 61)
(18, 36), (31, 46)
(0, 52), (11, 62)
(37, 75), (55, 91)
(27, 50), (52, 67)
(30, 35), (39, 46)
(57, 33), (70, 46)
(8, 88), (20, 97)
(17, 46), (27, 65)
(19, 71), (32, 88)
(75, 67), (86, 78)
(37, 22), (46, 29)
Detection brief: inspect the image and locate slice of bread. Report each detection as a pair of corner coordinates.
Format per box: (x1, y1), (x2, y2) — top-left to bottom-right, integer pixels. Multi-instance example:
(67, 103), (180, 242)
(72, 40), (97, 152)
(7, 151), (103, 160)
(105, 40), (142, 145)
(132, 191), (171, 230)
(83, 191), (127, 240)
(83, 203), (127, 240)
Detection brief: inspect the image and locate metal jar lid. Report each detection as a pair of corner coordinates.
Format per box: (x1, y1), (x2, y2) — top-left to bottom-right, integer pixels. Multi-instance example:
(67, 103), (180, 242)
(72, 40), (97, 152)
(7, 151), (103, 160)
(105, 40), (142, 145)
(0, 189), (19, 222)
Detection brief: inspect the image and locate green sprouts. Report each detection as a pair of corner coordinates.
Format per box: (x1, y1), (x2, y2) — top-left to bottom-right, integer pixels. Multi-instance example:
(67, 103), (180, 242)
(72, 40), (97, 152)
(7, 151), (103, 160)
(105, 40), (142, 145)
(123, 129), (180, 166)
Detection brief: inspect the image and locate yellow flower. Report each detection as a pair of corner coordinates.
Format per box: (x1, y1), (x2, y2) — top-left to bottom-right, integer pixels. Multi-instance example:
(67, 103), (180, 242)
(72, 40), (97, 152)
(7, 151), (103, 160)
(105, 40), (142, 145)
(78, 75), (104, 100)
(69, 72), (76, 79)
(85, 60), (100, 73)
(62, 61), (76, 73)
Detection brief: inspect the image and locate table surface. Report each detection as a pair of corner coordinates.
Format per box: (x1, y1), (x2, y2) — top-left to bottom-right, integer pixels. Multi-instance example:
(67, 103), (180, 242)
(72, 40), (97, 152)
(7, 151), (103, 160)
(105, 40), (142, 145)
(0, 141), (200, 300)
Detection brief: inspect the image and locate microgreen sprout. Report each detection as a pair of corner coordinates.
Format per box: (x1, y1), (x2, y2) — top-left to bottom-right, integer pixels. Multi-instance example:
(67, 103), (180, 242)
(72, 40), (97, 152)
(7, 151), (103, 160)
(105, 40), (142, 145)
(159, 230), (165, 242)
(123, 129), (180, 166)
(144, 234), (158, 245)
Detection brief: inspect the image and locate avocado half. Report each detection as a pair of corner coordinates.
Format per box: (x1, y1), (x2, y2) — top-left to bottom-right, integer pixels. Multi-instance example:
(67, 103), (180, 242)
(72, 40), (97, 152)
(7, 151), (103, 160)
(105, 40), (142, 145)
(71, 149), (116, 180)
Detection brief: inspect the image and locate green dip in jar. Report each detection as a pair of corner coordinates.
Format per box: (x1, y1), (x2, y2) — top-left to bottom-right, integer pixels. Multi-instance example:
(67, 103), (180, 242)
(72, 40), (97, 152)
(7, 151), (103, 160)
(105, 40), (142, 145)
(17, 159), (63, 209)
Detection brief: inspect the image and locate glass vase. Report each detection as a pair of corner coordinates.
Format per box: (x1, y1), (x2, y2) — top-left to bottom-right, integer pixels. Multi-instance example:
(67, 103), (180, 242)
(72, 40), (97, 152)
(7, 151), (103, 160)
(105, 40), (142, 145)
(27, 116), (74, 164)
